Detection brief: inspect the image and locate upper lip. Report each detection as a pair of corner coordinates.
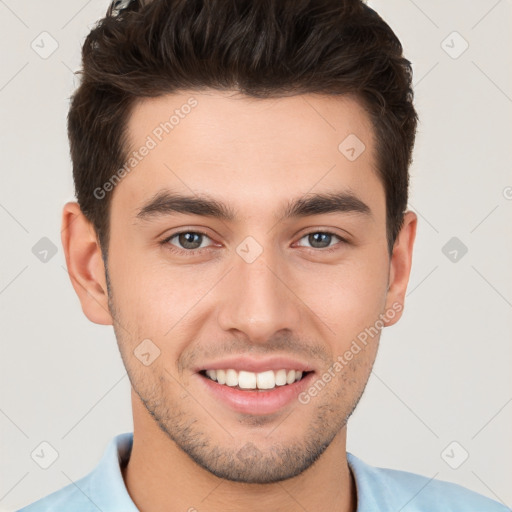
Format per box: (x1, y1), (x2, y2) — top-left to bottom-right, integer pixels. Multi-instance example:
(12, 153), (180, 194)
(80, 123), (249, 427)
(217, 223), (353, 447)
(194, 355), (315, 374)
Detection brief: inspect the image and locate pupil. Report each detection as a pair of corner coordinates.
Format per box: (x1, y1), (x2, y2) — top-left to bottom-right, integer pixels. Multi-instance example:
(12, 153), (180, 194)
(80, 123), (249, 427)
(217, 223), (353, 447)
(180, 232), (201, 249)
(310, 232), (330, 248)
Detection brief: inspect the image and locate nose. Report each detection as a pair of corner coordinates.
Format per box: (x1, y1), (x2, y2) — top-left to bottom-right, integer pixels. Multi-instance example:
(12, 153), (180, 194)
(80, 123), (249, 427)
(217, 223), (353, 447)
(216, 250), (302, 344)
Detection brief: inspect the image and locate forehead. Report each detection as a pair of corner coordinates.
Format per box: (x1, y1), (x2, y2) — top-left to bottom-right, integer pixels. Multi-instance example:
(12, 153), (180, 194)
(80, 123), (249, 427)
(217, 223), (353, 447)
(114, 89), (382, 219)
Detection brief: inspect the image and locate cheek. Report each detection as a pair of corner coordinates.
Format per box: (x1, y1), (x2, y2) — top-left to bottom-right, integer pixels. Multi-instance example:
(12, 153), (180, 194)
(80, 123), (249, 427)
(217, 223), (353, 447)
(299, 249), (389, 338)
(109, 218), (389, 346)
(108, 247), (220, 362)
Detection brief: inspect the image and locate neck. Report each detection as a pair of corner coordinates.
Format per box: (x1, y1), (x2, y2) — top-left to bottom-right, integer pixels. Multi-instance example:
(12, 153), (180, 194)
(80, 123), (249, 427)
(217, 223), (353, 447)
(122, 390), (357, 512)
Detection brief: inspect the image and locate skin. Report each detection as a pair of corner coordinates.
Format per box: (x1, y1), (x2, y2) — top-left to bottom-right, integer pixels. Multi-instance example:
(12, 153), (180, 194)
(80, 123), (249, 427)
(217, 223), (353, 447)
(61, 90), (416, 512)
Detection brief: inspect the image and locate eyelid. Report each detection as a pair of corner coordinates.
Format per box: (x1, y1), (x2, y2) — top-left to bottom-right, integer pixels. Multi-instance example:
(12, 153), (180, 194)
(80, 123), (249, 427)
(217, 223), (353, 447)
(161, 229), (216, 254)
(161, 227), (349, 257)
(294, 231), (346, 249)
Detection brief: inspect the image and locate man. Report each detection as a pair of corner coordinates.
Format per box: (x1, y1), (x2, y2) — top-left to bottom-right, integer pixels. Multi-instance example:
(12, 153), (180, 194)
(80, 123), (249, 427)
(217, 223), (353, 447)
(17, 0), (507, 510)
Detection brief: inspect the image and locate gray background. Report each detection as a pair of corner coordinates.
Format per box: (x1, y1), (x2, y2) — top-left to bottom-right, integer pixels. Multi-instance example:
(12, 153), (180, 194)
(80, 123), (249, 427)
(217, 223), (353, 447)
(1, 0), (511, 510)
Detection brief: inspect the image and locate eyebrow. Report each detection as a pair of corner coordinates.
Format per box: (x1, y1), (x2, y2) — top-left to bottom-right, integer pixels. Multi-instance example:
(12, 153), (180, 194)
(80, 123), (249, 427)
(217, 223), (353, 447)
(135, 189), (371, 223)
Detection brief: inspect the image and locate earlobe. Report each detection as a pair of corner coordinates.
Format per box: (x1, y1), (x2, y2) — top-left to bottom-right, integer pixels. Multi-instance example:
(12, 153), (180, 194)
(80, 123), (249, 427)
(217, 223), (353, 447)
(383, 210), (417, 327)
(61, 202), (113, 325)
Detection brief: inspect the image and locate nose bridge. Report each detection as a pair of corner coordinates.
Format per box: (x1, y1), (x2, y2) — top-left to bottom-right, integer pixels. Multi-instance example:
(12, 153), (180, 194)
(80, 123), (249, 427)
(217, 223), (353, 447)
(216, 245), (301, 342)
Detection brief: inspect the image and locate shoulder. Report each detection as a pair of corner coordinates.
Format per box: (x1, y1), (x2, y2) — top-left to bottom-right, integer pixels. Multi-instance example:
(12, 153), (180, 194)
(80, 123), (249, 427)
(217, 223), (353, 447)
(15, 432), (137, 512)
(15, 473), (96, 512)
(347, 453), (508, 512)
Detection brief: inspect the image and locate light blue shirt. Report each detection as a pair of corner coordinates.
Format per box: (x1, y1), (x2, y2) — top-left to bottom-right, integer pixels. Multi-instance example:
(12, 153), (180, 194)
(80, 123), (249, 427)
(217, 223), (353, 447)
(17, 432), (508, 511)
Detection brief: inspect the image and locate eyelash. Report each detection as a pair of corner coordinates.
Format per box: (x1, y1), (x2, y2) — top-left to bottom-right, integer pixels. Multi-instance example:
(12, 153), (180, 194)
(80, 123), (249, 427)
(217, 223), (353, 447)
(159, 230), (348, 257)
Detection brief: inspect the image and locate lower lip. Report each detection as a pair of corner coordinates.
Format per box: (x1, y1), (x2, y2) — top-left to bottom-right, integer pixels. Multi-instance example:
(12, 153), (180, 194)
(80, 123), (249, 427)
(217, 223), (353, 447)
(197, 372), (315, 415)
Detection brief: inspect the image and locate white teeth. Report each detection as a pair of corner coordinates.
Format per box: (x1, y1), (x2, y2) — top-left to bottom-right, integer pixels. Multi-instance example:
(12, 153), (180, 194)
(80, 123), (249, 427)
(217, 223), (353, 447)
(216, 369), (226, 385)
(275, 369), (287, 386)
(256, 370), (275, 390)
(203, 368), (308, 389)
(238, 370), (257, 389)
(225, 369), (238, 387)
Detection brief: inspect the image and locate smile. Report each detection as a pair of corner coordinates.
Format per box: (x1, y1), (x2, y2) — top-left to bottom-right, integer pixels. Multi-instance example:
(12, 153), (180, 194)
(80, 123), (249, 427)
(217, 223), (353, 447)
(200, 368), (310, 390)
(197, 369), (316, 415)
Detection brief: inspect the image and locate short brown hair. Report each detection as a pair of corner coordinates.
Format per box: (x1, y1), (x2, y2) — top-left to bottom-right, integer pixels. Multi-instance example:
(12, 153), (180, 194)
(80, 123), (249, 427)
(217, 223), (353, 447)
(68, 0), (418, 261)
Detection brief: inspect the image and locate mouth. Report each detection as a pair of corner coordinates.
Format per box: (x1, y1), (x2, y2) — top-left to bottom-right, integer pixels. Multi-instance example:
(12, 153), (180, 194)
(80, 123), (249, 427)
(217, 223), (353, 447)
(198, 368), (314, 391)
(196, 368), (316, 415)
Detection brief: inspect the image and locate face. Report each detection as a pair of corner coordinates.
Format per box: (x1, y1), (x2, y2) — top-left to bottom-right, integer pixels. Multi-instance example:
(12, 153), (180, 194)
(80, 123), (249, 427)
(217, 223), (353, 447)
(80, 90), (411, 483)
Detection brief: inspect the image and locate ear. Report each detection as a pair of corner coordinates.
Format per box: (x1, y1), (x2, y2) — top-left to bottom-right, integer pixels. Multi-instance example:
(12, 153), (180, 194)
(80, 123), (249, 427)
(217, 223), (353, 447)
(61, 201), (113, 325)
(383, 210), (417, 327)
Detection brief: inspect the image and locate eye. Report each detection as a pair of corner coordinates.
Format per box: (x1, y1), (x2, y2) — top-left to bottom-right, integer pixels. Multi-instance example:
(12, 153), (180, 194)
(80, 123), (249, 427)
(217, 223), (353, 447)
(161, 230), (215, 255)
(160, 229), (348, 257)
(295, 231), (346, 252)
